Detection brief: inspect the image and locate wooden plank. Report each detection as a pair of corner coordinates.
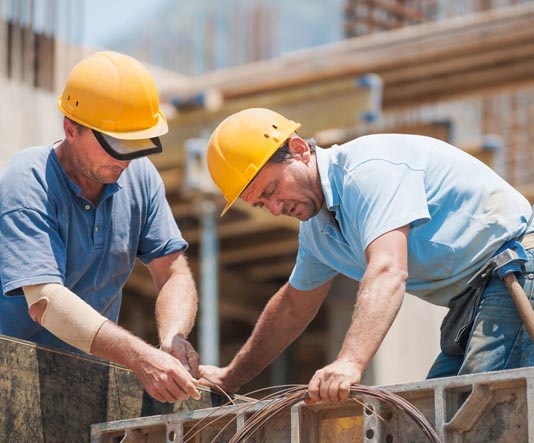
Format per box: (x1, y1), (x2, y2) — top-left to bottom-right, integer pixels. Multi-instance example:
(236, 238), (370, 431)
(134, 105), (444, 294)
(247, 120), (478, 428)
(0, 335), (224, 443)
(167, 78), (375, 141)
(219, 238), (299, 265)
(361, 0), (426, 21)
(246, 258), (296, 282)
(384, 58), (534, 106)
(165, 3), (534, 99)
(313, 121), (452, 147)
(181, 218), (299, 245)
(380, 41), (534, 86)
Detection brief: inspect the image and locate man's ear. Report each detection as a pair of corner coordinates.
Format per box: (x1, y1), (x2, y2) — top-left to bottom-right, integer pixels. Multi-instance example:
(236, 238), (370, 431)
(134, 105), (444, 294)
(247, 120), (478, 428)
(287, 135), (311, 163)
(63, 118), (77, 142)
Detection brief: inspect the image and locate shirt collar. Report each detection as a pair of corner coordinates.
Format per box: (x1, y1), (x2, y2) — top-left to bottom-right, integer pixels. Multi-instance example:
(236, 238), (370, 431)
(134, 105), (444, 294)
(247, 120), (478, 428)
(50, 147), (123, 201)
(316, 146), (340, 211)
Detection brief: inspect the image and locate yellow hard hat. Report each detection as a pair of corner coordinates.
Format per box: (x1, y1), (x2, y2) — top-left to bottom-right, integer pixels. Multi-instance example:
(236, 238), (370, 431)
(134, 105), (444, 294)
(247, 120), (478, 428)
(207, 108), (301, 215)
(58, 51), (168, 159)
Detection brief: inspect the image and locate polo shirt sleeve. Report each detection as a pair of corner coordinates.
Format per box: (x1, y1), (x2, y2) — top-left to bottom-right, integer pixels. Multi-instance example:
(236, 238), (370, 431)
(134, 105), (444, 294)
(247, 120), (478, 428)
(136, 165), (188, 264)
(344, 159), (429, 250)
(289, 223), (339, 291)
(0, 207), (65, 295)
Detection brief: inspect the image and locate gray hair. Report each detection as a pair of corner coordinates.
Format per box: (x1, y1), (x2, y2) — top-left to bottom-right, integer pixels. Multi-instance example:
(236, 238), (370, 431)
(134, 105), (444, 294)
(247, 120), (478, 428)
(65, 117), (87, 133)
(267, 137), (317, 164)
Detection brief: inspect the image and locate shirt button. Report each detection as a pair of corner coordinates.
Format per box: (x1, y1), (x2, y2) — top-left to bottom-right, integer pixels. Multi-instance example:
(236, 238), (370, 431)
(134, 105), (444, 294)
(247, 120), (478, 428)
(95, 226), (99, 232)
(528, 274), (534, 280)
(84, 204), (91, 210)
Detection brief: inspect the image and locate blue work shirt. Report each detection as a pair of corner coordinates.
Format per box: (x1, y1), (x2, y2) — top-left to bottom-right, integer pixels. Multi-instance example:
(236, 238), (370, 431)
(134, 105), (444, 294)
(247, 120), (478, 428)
(289, 134), (532, 306)
(0, 145), (187, 352)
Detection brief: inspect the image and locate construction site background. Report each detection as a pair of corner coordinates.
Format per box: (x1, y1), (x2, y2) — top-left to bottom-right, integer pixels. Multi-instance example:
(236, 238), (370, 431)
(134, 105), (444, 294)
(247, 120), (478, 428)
(0, 0), (533, 395)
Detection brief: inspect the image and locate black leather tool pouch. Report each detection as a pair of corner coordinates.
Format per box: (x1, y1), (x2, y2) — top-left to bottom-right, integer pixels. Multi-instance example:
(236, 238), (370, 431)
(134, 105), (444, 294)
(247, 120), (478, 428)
(440, 266), (492, 357)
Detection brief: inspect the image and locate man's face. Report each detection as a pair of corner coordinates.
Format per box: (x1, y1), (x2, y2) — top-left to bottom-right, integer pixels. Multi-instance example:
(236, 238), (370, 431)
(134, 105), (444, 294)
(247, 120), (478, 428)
(73, 128), (131, 184)
(240, 157), (324, 221)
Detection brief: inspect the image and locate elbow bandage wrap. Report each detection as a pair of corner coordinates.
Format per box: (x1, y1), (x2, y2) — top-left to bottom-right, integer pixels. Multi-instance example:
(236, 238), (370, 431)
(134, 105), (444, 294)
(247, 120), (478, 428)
(24, 283), (108, 354)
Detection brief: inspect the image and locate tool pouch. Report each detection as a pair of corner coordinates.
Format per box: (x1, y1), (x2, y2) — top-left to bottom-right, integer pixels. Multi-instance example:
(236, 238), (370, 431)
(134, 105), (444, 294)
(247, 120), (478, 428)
(441, 237), (530, 356)
(440, 272), (491, 357)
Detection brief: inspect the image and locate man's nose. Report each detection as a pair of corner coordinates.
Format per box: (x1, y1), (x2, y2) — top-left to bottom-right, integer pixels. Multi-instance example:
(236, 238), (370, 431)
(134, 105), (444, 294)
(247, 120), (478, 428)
(267, 199), (283, 216)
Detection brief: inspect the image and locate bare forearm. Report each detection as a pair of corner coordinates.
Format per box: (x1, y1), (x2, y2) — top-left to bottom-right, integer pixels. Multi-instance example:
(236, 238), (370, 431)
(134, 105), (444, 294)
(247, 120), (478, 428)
(150, 252), (200, 376)
(156, 271), (198, 343)
(338, 267), (406, 372)
(152, 252), (198, 344)
(91, 321), (200, 402)
(225, 282), (328, 390)
(226, 301), (304, 387)
(306, 227), (409, 404)
(91, 320), (150, 368)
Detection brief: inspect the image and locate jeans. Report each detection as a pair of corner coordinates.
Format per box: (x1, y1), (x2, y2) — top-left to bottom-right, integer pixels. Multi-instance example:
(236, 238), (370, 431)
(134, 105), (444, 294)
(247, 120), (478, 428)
(427, 247), (534, 379)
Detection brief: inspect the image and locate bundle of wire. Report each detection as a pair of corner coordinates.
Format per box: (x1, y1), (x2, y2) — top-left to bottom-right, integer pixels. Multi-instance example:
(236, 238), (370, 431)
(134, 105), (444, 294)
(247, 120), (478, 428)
(185, 384), (441, 443)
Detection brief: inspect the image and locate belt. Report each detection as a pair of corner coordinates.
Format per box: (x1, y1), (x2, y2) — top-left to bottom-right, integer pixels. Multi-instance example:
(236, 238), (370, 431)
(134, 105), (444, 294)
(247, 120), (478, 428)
(469, 233), (534, 289)
(520, 232), (534, 250)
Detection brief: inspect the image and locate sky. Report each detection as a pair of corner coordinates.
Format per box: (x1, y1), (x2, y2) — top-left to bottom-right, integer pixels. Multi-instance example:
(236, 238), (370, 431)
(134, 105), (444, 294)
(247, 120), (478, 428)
(77, 0), (344, 75)
(82, 0), (169, 47)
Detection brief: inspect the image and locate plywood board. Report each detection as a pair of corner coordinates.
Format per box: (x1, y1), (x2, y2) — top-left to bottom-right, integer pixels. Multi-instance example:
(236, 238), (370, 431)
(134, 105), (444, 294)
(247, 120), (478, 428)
(0, 335), (224, 443)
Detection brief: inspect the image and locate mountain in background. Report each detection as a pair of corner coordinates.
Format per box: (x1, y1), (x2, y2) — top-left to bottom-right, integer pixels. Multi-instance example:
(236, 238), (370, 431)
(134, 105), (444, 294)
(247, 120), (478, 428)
(96, 0), (344, 76)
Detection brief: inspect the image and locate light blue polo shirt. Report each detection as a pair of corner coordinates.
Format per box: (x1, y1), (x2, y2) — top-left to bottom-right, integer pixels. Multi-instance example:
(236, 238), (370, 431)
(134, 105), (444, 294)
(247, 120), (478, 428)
(0, 145), (187, 352)
(290, 134), (532, 306)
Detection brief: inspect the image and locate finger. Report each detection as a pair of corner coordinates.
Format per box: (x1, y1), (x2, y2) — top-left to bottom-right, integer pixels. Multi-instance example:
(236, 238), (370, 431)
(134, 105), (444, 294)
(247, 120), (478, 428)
(198, 365), (218, 382)
(307, 376), (321, 404)
(197, 376), (216, 390)
(147, 385), (173, 403)
(327, 380), (339, 402)
(173, 370), (201, 400)
(187, 349), (201, 378)
(338, 380), (352, 401)
(165, 381), (189, 402)
(174, 351), (191, 372)
(161, 389), (178, 403)
(319, 377), (331, 402)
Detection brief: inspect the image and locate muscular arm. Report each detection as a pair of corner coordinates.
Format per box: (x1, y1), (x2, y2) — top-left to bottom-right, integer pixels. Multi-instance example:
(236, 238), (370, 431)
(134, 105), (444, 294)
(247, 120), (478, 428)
(149, 250), (200, 375)
(90, 320), (200, 402)
(24, 258), (201, 403)
(199, 279), (332, 393)
(307, 226), (409, 403)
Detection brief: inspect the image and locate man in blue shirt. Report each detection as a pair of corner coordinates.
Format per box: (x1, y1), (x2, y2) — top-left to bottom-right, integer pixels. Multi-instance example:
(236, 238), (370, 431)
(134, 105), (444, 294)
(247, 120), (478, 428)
(0, 51), (201, 403)
(200, 107), (534, 403)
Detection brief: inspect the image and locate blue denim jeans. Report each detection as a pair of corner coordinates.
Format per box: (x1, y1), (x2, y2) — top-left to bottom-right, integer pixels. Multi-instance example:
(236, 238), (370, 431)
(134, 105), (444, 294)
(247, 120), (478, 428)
(427, 247), (534, 379)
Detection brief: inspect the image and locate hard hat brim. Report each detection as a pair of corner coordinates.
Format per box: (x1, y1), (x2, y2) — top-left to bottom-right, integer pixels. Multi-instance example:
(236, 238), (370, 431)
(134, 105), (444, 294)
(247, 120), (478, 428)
(58, 94), (169, 141)
(98, 111), (169, 140)
(93, 130), (162, 161)
(219, 177), (254, 216)
(221, 200), (235, 217)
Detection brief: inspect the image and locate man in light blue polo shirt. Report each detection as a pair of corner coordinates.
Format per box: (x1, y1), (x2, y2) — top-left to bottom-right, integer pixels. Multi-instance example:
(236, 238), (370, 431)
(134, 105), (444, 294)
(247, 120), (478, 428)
(199, 108), (534, 403)
(0, 51), (201, 403)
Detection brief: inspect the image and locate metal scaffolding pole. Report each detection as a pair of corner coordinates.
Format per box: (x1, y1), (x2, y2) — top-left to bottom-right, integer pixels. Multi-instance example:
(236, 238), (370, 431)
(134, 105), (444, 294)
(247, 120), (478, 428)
(198, 198), (219, 366)
(185, 137), (220, 366)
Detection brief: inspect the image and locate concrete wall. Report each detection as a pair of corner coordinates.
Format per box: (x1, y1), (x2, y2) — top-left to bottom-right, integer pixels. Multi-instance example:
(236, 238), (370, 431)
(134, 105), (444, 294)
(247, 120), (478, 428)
(0, 41), (184, 170)
(0, 79), (62, 168)
(0, 36), (86, 169)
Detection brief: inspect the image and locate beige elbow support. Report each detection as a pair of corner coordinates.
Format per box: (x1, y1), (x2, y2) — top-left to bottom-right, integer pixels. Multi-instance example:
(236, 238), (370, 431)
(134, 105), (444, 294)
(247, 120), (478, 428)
(23, 283), (108, 354)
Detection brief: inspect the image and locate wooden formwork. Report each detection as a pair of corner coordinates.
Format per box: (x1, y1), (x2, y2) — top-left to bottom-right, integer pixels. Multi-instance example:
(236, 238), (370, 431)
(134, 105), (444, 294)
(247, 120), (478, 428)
(0, 335), (224, 443)
(91, 367), (534, 443)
